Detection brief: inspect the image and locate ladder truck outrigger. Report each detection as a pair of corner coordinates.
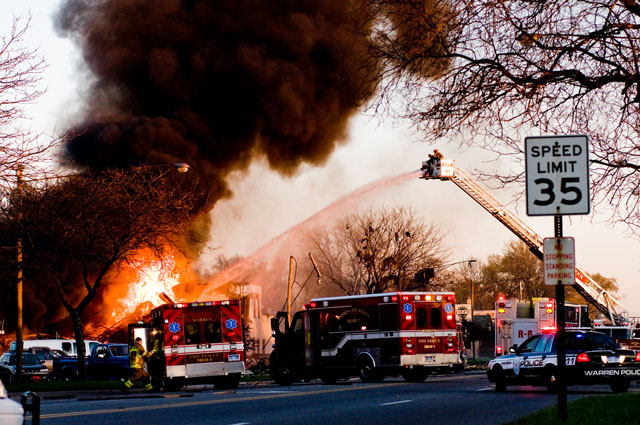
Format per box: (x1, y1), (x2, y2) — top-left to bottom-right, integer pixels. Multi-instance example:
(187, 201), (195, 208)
(419, 157), (638, 338)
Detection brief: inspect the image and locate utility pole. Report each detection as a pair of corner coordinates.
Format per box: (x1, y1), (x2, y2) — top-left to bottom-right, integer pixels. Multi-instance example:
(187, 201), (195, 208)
(16, 165), (23, 382)
(287, 256), (295, 323)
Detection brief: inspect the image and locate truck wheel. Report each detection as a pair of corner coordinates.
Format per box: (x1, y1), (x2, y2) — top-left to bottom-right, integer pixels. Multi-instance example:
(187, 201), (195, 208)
(63, 367), (78, 381)
(228, 373), (240, 389)
(214, 374), (241, 390)
(118, 369), (130, 381)
(357, 356), (383, 383)
(273, 367), (294, 386)
(610, 380), (630, 393)
(401, 369), (428, 383)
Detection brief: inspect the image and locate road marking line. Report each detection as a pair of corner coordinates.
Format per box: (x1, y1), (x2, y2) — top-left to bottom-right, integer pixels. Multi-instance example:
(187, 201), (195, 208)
(380, 400), (412, 406)
(36, 383), (404, 419)
(475, 387), (494, 392)
(254, 391), (294, 394)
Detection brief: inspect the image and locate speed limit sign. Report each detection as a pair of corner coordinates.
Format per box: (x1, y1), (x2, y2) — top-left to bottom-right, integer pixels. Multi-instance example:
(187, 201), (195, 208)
(525, 135), (590, 216)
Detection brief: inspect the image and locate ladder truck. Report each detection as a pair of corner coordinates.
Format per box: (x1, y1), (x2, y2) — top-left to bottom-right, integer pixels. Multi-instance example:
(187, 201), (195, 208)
(419, 158), (631, 327)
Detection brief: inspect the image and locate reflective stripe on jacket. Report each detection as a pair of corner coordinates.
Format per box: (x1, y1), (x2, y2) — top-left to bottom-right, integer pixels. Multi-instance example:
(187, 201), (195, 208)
(129, 345), (145, 369)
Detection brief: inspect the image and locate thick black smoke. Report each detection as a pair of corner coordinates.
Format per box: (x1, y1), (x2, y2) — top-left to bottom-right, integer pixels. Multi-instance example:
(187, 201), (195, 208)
(56, 0), (380, 208)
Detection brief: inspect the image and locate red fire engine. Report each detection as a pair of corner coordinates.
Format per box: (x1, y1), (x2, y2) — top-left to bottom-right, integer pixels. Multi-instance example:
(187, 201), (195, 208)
(269, 292), (464, 385)
(129, 300), (245, 391)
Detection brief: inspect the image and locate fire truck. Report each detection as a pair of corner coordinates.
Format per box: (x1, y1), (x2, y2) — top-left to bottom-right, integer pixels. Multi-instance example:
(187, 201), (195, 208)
(494, 297), (590, 355)
(269, 292), (464, 385)
(591, 320), (640, 350)
(128, 300), (245, 391)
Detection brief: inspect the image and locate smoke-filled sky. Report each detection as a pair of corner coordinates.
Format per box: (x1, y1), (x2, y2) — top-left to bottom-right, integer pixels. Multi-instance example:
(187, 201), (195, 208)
(54, 0), (379, 212)
(2, 0), (640, 319)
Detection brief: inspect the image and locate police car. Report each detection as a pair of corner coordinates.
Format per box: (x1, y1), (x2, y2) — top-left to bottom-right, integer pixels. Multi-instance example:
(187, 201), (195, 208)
(487, 330), (640, 393)
(0, 380), (23, 425)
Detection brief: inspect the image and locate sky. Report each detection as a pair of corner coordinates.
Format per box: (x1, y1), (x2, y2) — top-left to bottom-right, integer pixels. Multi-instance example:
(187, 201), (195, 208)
(2, 1), (639, 317)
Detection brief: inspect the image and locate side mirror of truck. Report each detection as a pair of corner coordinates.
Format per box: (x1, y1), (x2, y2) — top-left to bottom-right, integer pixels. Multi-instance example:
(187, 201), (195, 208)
(270, 317), (280, 335)
(271, 313), (289, 335)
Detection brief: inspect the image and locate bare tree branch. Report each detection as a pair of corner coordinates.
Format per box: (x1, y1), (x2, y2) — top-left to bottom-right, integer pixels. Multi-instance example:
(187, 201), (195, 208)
(2, 167), (202, 378)
(372, 0), (640, 232)
(307, 205), (450, 294)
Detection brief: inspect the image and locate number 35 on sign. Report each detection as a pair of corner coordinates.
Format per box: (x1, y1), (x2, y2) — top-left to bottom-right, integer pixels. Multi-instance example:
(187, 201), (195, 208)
(525, 135), (590, 216)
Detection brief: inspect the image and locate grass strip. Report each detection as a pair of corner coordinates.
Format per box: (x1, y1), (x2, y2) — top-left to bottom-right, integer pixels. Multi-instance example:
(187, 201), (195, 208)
(507, 392), (640, 425)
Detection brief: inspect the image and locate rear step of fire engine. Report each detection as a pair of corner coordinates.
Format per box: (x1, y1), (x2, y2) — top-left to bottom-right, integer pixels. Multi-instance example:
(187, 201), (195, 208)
(421, 164), (629, 326)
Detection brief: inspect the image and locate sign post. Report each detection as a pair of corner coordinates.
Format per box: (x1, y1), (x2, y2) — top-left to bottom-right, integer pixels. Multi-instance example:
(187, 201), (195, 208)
(525, 135), (590, 422)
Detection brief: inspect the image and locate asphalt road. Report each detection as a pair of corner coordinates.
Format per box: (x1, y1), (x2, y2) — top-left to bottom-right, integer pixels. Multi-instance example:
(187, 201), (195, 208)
(26, 373), (636, 425)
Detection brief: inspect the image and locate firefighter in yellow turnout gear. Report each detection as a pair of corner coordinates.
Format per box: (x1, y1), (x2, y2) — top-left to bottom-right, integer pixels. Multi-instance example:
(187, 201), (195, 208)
(122, 337), (154, 392)
(148, 332), (165, 390)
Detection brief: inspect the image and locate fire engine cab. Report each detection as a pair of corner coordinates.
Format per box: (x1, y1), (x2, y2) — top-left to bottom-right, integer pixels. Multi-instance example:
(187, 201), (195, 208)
(129, 300), (245, 391)
(269, 292), (464, 385)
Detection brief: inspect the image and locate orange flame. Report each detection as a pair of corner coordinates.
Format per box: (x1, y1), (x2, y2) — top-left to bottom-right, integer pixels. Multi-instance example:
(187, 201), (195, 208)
(109, 252), (181, 324)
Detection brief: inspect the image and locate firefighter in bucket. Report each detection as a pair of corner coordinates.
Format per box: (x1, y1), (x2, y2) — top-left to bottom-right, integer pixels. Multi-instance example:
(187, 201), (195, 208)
(122, 337), (154, 392)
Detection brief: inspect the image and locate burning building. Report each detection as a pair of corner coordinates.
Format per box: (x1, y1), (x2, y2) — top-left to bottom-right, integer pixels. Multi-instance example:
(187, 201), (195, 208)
(1, 0), (455, 357)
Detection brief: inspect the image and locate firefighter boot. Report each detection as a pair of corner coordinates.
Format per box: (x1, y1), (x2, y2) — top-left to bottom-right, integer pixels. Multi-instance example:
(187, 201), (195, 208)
(122, 379), (134, 393)
(144, 383), (154, 392)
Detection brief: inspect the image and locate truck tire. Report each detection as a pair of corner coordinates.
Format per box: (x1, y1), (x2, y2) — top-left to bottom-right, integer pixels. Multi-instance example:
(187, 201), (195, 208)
(213, 374), (241, 390)
(272, 366), (294, 386)
(357, 356), (384, 383)
(118, 368), (130, 381)
(63, 367), (78, 381)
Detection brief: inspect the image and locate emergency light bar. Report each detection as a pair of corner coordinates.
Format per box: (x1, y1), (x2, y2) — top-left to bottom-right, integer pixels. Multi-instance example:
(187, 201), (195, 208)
(171, 300), (238, 309)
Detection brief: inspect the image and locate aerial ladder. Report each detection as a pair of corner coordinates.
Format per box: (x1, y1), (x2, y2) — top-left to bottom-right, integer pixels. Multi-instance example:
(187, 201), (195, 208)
(419, 158), (629, 326)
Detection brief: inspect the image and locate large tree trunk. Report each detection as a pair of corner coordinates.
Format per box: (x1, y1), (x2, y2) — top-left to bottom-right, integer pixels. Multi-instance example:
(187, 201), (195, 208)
(71, 310), (87, 380)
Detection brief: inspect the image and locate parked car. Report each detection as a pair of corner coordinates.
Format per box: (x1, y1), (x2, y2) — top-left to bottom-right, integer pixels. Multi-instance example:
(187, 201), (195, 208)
(53, 343), (130, 380)
(487, 330), (640, 393)
(0, 380), (23, 425)
(0, 352), (49, 385)
(10, 339), (100, 357)
(23, 346), (59, 373)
